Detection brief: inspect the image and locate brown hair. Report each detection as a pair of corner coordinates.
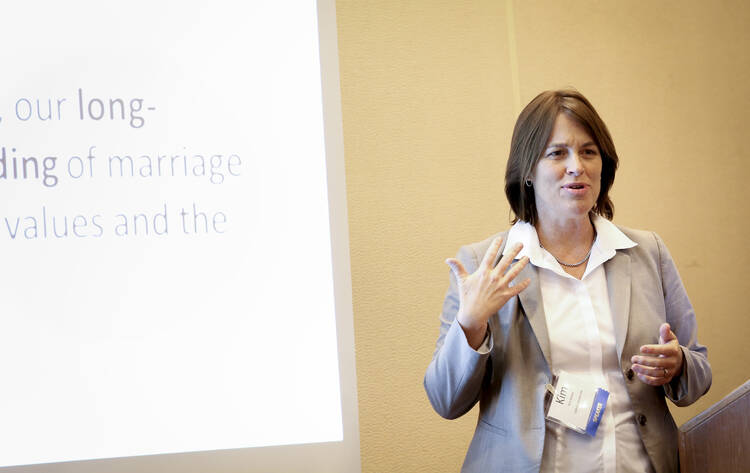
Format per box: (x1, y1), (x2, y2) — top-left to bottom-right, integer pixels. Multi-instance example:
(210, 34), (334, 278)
(504, 89), (619, 224)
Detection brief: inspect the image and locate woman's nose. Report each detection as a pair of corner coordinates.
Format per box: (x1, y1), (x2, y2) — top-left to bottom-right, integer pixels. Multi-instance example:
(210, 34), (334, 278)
(566, 152), (584, 175)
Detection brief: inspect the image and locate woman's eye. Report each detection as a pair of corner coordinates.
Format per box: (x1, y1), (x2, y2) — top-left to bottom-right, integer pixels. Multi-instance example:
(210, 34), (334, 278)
(583, 148), (599, 156)
(546, 150), (563, 158)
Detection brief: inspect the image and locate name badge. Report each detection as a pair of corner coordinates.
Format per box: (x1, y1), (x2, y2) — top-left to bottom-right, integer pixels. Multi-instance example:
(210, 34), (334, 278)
(544, 370), (609, 437)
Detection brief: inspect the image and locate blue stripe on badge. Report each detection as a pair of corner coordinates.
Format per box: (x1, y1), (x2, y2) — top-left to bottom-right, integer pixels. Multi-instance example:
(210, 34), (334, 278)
(585, 388), (610, 437)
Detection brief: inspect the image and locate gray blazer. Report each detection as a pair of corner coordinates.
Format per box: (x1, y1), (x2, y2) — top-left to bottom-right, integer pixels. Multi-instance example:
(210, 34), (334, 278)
(424, 227), (711, 473)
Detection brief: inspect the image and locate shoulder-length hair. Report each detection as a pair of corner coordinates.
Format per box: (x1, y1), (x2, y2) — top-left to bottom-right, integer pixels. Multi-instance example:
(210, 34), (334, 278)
(504, 89), (619, 225)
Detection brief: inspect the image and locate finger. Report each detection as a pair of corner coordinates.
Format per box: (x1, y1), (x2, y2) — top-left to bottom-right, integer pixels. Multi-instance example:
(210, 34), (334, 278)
(638, 342), (680, 357)
(632, 363), (672, 379)
(479, 237), (504, 271)
(635, 372), (668, 387)
(659, 322), (676, 344)
(631, 354), (671, 368)
(633, 350), (679, 367)
(445, 258), (469, 283)
(507, 277), (531, 297)
(493, 241), (524, 275)
(631, 349), (681, 373)
(502, 256), (530, 284)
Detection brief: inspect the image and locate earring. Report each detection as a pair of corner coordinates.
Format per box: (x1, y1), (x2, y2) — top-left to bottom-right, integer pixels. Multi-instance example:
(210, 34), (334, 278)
(525, 179), (532, 187)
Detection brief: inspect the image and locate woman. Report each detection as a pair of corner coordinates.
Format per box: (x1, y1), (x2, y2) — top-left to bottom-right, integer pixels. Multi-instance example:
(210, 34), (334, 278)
(424, 90), (711, 473)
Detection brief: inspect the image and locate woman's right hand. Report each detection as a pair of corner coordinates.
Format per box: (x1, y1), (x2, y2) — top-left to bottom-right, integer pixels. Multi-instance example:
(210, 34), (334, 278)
(446, 238), (530, 349)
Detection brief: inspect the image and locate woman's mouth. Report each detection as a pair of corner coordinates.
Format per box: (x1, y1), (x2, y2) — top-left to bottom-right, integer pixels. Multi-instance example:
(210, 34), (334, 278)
(562, 183), (589, 195)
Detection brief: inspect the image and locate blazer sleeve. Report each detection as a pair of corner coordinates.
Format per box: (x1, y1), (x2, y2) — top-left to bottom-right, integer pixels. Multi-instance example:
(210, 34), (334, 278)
(655, 233), (712, 406)
(424, 244), (493, 419)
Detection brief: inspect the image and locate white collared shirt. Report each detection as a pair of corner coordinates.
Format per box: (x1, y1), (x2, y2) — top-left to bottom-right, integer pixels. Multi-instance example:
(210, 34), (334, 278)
(501, 215), (654, 473)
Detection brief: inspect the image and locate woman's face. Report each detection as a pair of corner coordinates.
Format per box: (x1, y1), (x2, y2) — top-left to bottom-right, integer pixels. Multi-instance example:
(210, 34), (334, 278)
(531, 112), (602, 224)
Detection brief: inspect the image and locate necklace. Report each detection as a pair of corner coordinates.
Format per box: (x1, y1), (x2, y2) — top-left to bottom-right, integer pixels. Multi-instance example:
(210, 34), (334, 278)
(539, 230), (597, 268)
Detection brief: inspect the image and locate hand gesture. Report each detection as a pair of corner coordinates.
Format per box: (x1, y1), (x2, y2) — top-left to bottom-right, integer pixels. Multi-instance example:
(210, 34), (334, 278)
(630, 323), (685, 386)
(445, 238), (530, 349)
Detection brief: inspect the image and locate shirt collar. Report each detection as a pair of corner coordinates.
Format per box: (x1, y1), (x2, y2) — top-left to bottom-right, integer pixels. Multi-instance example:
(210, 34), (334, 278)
(502, 214), (637, 279)
(590, 213), (637, 253)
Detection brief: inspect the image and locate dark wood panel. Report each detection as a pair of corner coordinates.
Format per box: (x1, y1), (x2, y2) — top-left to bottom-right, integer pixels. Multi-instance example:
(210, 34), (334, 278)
(678, 380), (750, 473)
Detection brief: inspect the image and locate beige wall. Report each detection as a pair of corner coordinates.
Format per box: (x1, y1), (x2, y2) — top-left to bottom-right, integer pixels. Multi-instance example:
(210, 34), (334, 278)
(335, 1), (750, 471)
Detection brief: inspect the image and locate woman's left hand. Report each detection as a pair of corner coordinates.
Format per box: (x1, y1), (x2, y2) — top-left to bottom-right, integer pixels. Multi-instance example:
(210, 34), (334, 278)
(630, 323), (685, 386)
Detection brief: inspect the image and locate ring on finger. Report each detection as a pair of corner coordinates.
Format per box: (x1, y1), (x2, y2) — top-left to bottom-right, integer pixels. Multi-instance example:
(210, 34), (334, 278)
(663, 368), (669, 378)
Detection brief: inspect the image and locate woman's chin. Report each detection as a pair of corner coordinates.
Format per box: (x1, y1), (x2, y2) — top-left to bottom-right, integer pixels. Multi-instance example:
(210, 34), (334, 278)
(540, 205), (594, 223)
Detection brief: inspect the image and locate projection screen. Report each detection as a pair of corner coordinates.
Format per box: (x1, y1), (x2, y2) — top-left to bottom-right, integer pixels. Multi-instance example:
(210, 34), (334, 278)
(0, 1), (360, 472)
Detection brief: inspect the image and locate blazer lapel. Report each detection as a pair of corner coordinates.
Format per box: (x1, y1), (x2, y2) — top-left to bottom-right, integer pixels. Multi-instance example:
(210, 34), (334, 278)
(492, 237), (551, 368)
(605, 251), (632, 359)
(516, 263), (552, 368)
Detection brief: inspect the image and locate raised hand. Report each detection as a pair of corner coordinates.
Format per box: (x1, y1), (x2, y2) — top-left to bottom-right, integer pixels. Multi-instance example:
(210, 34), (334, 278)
(630, 323), (685, 386)
(445, 237), (531, 349)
